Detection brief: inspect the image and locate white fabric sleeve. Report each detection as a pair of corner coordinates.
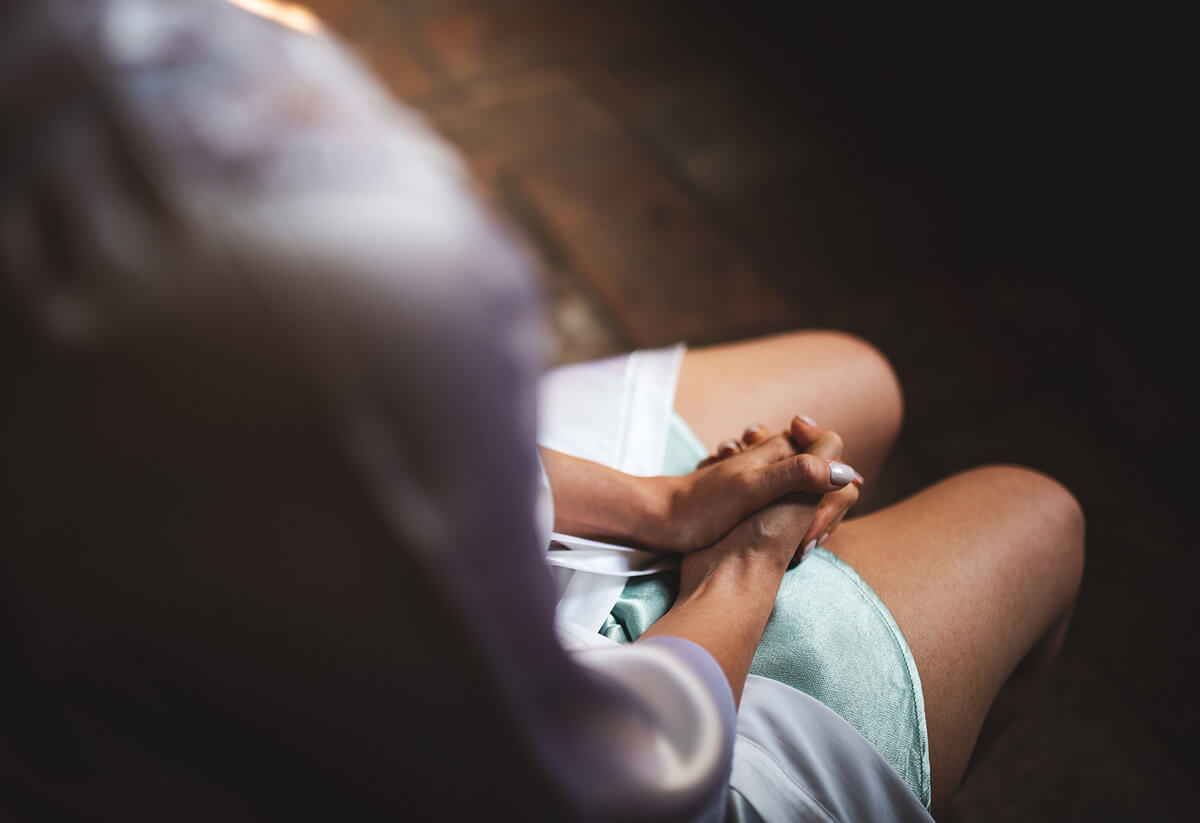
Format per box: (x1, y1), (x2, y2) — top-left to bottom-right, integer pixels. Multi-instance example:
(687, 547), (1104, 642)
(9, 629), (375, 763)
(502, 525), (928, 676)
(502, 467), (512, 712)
(559, 635), (737, 823)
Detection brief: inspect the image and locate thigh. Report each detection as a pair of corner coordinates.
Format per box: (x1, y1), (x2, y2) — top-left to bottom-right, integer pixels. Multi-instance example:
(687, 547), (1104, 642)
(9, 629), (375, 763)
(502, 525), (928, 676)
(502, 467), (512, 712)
(674, 331), (903, 481)
(823, 465), (1084, 815)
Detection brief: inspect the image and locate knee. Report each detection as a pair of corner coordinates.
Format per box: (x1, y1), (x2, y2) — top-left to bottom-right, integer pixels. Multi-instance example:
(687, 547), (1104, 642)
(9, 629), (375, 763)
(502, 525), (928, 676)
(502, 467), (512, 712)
(970, 464), (1085, 602)
(790, 330), (904, 439)
(837, 332), (904, 441)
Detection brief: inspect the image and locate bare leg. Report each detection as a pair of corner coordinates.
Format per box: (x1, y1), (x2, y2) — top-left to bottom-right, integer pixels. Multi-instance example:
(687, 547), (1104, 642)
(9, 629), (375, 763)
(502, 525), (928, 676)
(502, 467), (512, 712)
(674, 333), (1083, 814)
(825, 466), (1085, 817)
(675, 331), (904, 485)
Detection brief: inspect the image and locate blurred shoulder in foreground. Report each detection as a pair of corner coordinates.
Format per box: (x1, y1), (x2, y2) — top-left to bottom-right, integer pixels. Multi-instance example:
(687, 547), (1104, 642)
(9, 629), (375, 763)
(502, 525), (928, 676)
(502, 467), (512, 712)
(0, 2), (733, 820)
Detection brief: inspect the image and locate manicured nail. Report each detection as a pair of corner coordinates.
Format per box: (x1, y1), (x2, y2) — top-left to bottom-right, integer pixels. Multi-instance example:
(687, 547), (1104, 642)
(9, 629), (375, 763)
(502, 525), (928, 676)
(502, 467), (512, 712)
(802, 539), (817, 557)
(828, 461), (855, 487)
(796, 414), (817, 426)
(718, 439), (739, 454)
(853, 471), (865, 486)
(819, 531), (831, 545)
(746, 424), (762, 433)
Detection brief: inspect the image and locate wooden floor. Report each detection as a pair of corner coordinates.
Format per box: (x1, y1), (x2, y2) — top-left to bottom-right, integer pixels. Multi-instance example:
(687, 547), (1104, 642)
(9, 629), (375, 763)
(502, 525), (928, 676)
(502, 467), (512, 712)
(303, 1), (1196, 819)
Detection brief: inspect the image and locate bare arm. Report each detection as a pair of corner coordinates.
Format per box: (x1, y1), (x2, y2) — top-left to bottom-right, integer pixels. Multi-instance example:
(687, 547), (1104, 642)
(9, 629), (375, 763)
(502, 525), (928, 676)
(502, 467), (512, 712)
(539, 415), (860, 553)
(639, 497), (809, 704)
(537, 446), (670, 547)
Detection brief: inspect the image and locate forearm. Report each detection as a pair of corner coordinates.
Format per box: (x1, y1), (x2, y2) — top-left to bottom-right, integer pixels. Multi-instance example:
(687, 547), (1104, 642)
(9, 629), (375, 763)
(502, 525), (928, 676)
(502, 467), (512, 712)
(639, 549), (789, 705)
(538, 447), (674, 547)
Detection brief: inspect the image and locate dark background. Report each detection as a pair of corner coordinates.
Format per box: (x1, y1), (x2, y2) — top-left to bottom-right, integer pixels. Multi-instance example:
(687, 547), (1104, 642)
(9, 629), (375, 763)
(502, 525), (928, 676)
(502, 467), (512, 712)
(308, 1), (1195, 818)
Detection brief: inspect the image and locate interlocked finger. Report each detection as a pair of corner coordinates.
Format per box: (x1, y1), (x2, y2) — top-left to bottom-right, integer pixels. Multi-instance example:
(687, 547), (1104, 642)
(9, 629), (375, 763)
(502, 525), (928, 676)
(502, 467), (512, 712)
(797, 483), (859, 558)
(741, 424), (770, 447)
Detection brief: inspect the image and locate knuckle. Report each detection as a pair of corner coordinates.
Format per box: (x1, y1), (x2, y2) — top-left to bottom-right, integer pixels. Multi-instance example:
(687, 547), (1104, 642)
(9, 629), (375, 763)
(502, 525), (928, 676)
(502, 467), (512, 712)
(792, 455), (823, 487)
(763, 433), (793, 458)
(731, 466), (757, 497)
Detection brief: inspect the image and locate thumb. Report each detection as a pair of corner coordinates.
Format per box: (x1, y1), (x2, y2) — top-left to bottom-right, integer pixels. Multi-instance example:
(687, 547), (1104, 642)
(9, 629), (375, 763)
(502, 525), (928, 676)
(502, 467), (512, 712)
(790, 415), (845, 460)
(756, 453), (859, 499)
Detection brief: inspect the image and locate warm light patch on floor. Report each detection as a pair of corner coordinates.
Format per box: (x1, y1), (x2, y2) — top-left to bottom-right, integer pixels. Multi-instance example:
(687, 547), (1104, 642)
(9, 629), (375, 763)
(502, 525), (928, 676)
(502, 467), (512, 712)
(225, 0), (322, 33)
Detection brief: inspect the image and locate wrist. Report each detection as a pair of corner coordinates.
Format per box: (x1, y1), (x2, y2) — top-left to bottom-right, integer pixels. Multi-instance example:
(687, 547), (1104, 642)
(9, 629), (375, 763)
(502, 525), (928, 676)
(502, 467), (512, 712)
(541, 447), (685, 548)
(678, 537), (791, 602)
(633, 475), (680, 550)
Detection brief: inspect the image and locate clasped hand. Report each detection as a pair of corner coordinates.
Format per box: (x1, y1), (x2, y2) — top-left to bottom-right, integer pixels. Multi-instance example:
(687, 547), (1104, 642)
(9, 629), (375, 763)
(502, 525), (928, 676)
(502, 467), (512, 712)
(539, 416), (861, 567)
(654, 415), (862, 562)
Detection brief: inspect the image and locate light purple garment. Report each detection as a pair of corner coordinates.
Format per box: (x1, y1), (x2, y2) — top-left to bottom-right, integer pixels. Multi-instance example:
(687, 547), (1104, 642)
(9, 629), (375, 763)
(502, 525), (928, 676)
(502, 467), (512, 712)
(0, 1), (734, 820)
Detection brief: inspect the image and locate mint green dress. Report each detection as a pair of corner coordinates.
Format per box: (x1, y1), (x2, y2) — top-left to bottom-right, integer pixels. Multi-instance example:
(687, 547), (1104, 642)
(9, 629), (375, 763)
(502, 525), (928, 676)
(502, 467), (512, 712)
(598, 413), (932, 809)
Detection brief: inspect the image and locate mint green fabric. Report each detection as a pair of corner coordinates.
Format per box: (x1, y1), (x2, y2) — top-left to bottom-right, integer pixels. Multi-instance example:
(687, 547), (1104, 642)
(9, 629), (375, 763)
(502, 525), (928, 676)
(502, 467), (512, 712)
(659, 409), (712, 476)
(600, 411), (932, 808)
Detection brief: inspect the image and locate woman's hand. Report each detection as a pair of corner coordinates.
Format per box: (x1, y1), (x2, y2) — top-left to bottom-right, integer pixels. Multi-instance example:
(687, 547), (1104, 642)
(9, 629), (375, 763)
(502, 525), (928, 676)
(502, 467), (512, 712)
(678, 416), (860, 556)
(641, 494), (816, 703)
(676, 493), (815, 599)
(538, 417), (860, 554)
(651, 415), (861, 553)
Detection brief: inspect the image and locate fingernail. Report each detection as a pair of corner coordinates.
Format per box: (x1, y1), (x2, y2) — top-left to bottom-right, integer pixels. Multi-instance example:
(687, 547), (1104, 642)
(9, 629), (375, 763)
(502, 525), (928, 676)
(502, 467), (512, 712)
(828, 461), (855, 487)
(796, 414), (817, 426)
(853, 471), (865, 486)
(801, 539), (817, 558)
(718, 439), (739, 453)
(819, 531), (831, 545)
(745, 424), (762, 434)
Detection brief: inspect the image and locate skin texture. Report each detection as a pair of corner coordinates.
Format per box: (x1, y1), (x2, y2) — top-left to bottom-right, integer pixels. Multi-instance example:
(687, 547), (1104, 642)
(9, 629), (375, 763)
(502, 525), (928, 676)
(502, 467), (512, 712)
(673, 331), (1084, 818)
(675, 330), (904, 492)
(639, 497), (810, 705)
(538, 422), (859, 553)
(634, 422), (853, 704)
(826, 467), (1082, 816)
